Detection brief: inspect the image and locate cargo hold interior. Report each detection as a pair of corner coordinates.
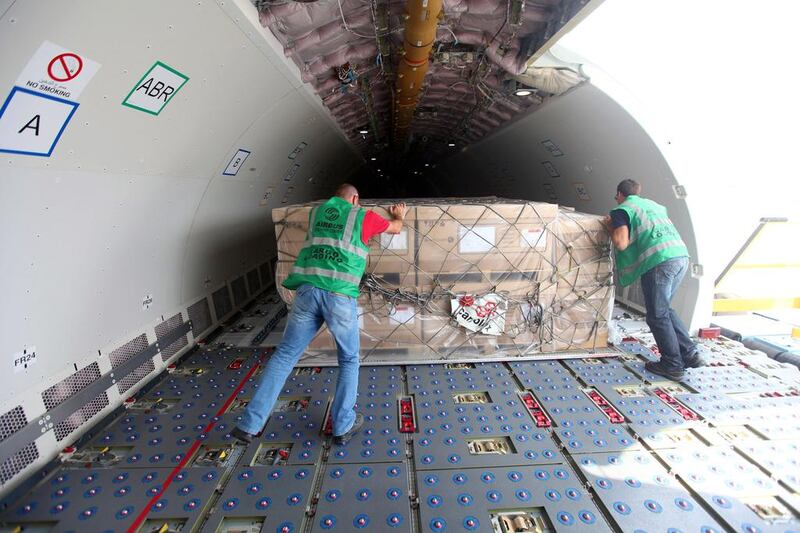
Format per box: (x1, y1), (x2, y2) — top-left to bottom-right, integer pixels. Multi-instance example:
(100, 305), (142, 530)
(1, 0), (799, 531)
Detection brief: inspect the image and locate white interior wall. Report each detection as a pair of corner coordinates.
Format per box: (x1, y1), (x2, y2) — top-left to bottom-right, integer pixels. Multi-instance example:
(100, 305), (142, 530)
(552, 0), (800, 326)
(0, 0), (358, 407)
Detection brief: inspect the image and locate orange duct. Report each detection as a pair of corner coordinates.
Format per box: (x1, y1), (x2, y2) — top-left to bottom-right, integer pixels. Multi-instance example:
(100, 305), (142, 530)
(393, 0), (443, 144)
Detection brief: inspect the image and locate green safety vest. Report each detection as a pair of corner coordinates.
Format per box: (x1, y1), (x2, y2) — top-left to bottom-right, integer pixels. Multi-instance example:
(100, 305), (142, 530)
(282, 196), (369, 297)
(613, 195), (688, 286)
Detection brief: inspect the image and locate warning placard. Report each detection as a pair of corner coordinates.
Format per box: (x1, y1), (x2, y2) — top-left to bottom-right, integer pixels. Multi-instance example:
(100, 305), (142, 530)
(573, 182), (591, 201)
(0, 87), (78, 157)
(16, 41), (100, 101)
(122, 61), (189, 115)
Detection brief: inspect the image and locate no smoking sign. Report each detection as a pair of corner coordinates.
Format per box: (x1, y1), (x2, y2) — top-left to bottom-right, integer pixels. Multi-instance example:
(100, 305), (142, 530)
(0, 42), (99, 156)
(48, 52), (83, 82)
(16, 41), (100, 101)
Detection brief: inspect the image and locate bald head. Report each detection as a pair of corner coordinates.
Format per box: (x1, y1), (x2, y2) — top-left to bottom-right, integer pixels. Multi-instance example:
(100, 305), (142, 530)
(335, 183), (359, 206)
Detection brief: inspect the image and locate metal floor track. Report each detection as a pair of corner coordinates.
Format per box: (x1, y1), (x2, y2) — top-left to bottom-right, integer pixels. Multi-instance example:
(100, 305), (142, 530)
(2, 293), (800, 533)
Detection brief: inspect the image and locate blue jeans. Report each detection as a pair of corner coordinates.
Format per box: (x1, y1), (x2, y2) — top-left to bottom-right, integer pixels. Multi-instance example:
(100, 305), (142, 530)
(640, 256), (697, 372)
(237, 284), (360, 436)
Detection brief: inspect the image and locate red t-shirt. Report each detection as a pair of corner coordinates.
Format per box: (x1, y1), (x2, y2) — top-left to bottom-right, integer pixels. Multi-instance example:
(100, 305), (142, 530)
(361, 210), (390, 244)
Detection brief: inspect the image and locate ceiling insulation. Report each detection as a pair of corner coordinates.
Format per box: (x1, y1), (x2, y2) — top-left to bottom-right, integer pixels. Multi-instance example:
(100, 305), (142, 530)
(254, 0), (592, 162)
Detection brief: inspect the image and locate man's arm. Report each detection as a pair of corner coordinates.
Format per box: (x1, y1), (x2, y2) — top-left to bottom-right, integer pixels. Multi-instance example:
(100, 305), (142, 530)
(603, 211), (631, 251)
(385, 202), (407, 234)
(610, 225), (630, 251)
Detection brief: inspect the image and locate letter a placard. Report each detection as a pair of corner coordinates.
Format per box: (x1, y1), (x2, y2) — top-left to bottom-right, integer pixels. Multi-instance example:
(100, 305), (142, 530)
(0, 87), (78, 156)
(122, 61), (188, 115)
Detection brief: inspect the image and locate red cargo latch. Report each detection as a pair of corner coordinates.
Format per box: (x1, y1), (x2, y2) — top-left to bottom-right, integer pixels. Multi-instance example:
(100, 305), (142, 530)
(227, 358), (244, 370)
(584, 388), (625, 424)
(652, 388), (700, 421)
(699, 327), (721, 339)
(519, 391), (552, 428)
(398, 396), (417, 433)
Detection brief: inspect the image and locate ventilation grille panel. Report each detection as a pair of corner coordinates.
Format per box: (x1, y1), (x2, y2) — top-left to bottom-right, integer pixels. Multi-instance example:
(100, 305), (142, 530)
(156, 313), (188, 362)
(0, 406), (39, 483)
(0, 406), (26, 441)
(213, 287), (232, 319)
(109, 334), (154, 395)
(188, 297), (212, 337)
(53, 392), (109, 441)
(232, 276), (248, 307)
(117, 361), (155, 394)
(247, 268), (261, 295)
(42, 362), (101, 410)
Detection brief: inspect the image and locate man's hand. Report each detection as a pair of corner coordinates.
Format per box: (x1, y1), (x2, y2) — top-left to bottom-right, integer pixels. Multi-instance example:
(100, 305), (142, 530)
(389, 202), (407, 221)
(601, 215), (613, 232)
(385, 202), (407, 234)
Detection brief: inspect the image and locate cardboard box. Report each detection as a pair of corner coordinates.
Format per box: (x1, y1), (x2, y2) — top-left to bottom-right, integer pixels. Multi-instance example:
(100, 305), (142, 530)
(552, 209), (612, 274)
(421, 296), (542, 355)
(306, 292), (424, 352)
(539, 287), (612, 351)
(415, 199), (557, 295)
(364, 205), (417, 289)
(275, 198), (613, 355)
(272, 203), (320, 262)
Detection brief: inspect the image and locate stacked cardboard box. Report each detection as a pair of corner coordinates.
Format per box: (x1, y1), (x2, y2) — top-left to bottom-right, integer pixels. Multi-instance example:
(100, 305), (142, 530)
(544, 208), (614, 350)
(272, 198), (612, 356)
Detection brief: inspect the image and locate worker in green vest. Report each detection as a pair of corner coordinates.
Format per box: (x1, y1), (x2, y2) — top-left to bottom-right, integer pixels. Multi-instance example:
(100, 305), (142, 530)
(232, 184), (407, 445)
(604, 179), (704, 380)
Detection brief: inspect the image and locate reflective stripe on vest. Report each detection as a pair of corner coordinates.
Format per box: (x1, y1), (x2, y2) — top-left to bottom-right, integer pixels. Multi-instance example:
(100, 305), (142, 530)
(625, 202), (674, 244)
(290, 266), (362, 285)
(342, 206), (360, 243)
(307, 236), (368, 259)
(620, 239), (686, 274)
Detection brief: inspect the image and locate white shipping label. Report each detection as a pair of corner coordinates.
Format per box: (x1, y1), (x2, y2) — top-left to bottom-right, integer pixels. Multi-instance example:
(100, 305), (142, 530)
(357, 306), (364, 329)
(451, 294), (507, 336)
(389, 305), (415, 325)
(13, 346), (37, 373)
(458, 226), (495, 253)
(17, 41), (101, 101)
(380, 229), (408, 251)
(521, 228), (547, 250)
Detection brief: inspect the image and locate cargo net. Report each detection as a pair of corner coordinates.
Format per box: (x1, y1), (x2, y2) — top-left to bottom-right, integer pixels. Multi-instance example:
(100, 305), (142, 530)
(273, 197), (614, 362)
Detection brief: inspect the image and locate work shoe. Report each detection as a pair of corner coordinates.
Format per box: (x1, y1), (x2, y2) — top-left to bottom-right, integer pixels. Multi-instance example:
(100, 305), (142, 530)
(333, 413), (364, 446)
(230, 426), (254, 444)
(645, 360), (685, 381)
(683, 352), (706, 369)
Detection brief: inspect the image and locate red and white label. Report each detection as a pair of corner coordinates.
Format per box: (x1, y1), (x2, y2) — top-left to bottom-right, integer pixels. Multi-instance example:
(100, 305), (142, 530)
(451, 293), (507, 335)
(16, 41), (101, 101)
